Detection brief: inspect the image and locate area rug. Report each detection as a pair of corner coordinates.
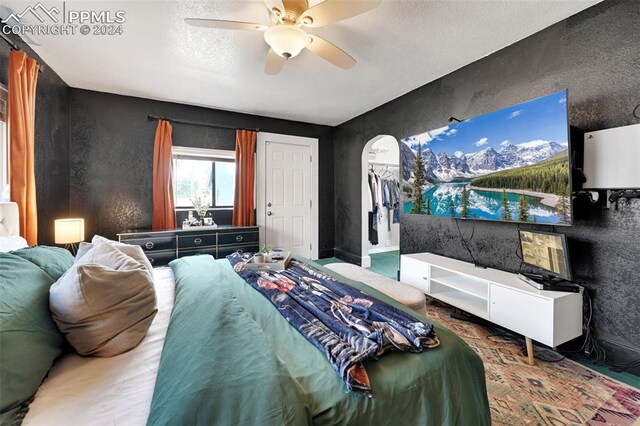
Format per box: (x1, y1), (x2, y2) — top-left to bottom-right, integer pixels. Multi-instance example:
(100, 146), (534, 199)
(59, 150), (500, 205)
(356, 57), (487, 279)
(425, 303), (640, 425)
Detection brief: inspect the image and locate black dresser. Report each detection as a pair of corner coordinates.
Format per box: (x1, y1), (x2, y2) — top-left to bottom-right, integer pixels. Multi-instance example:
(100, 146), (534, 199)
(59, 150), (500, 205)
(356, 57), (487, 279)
(117, 226), (260, 267)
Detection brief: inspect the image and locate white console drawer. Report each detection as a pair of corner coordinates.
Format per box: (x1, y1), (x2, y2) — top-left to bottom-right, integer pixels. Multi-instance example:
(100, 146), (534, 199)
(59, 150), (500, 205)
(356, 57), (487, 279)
(400, 255), (430, 293)
(490, 284), (553, 346)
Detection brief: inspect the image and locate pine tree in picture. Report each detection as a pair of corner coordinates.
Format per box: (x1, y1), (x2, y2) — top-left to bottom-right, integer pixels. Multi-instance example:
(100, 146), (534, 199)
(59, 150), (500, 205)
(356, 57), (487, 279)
(500, 189), (512, 221)
(518, 193), (530, 222)
(410, 143), (426, 214)
(448, 199), (456, 217)
(460, 185), (470, 218)
(425, 198), (431, 215)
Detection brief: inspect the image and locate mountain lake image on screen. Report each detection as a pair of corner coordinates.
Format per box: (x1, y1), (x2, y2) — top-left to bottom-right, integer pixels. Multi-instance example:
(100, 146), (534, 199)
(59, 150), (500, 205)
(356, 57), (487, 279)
(401, 90), (571, 225)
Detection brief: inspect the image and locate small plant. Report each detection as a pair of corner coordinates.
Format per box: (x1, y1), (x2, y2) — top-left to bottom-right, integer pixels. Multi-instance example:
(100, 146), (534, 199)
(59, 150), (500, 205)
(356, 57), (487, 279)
(190, 195), (209, 221)
(260, 244), (273, 255)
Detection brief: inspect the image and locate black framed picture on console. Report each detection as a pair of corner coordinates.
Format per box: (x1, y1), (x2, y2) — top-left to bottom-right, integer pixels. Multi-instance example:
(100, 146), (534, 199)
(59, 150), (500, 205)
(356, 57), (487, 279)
(401, 89), (572, 226)
(519, 229), (572, 282)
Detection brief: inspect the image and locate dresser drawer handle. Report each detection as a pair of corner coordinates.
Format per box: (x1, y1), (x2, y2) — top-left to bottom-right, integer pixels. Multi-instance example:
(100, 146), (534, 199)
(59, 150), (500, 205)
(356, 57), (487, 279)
(236, 235), (243, 242)
(194, 238), (202, 246)
(148, 257), (155, 264)
(145, 242), (155, 249)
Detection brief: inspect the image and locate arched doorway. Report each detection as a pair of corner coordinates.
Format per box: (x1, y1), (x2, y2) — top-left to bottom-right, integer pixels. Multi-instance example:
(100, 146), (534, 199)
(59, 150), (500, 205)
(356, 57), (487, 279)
(361, 135), (401, 279)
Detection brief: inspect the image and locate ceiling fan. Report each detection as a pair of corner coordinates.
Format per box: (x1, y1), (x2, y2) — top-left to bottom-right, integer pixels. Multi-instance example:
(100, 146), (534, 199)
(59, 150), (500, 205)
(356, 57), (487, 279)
(185, 0), (381, 75)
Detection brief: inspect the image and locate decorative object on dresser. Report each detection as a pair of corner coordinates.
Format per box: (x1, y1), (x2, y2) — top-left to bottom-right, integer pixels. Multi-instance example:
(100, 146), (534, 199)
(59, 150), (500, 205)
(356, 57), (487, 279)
(54, 218), (85, 254)
(400, 252), (583, 366)
(118, 226), (259, 267)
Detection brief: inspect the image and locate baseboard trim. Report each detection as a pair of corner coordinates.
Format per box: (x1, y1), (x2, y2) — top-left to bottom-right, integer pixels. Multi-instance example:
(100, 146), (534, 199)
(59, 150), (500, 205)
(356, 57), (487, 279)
(595, 337), (640, 376)
(368, 246), (399, 254)
(334, 248), (362, 266)
(318, 248), (335, 259)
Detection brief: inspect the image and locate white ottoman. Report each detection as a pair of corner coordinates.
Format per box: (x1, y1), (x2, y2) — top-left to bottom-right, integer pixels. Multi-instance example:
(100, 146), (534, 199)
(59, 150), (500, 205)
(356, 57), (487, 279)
(324, 263), (427, 316)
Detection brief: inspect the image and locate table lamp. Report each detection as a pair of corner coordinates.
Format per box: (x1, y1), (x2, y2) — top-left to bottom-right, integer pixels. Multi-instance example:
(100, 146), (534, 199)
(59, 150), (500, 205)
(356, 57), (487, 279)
(55, 218), (85, 254)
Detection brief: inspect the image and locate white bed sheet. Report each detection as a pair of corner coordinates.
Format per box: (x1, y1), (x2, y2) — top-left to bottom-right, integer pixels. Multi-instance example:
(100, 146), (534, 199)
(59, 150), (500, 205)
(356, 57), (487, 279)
(24, 267), (176, 426)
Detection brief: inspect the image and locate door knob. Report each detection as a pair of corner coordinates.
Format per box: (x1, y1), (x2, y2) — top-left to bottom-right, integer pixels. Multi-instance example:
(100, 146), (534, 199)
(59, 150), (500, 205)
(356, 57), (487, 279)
(267, 211), (273, 216)
(267, 202), (272, 207)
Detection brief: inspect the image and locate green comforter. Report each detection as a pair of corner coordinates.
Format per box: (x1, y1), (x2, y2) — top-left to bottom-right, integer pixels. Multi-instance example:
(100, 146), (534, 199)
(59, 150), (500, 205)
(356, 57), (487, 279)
(147, 255), (490, 425)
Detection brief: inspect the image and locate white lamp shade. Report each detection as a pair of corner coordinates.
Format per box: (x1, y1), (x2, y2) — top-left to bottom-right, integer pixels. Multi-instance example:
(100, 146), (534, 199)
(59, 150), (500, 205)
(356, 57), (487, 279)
(264, 26), (310, 59)
(55, 219), (85, 244)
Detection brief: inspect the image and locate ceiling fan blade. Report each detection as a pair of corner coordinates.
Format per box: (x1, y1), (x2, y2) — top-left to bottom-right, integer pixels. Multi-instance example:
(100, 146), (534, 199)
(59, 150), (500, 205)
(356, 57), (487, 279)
(263, 0), (286, 18)
(184, 18), (268, 31)
(300, 0), (381, 27)
(265, 48), (287, 75)
(307, 35), (356, 69)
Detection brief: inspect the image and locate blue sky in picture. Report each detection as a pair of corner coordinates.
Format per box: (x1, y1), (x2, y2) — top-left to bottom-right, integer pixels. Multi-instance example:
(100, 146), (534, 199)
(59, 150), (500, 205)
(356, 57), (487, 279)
(402, 90), (569, 155)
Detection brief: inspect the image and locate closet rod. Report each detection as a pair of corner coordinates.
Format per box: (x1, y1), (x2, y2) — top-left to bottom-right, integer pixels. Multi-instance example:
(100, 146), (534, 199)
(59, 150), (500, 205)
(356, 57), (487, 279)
(369, 160), (400, 167)
(147, 115), (259, 132)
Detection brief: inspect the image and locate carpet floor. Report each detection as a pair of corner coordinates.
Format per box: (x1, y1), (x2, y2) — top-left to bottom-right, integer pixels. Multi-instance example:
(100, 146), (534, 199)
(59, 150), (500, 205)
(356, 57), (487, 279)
(425, 302), (640, 425)
(316, 250), (400, 280)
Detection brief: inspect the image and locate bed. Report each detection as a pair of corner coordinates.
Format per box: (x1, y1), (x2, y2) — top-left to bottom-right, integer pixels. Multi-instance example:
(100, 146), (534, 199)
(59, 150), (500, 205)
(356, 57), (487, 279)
(1, 203), (490, 425)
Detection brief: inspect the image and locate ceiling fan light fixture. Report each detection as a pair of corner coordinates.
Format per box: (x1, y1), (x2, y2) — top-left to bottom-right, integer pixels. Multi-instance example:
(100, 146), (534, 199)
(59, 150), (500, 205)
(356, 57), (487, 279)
(264, 25), (309, 59)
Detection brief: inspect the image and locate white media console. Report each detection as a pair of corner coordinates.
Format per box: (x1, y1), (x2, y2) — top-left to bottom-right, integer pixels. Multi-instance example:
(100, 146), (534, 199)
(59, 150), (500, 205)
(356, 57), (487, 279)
(400, 253), (583, 365)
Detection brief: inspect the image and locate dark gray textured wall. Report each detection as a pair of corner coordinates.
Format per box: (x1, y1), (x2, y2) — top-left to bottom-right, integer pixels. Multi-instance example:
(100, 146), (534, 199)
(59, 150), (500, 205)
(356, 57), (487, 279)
(69, 89), (335, 256)
(333, 1), (640, 368)
(0, 27), (70, 245)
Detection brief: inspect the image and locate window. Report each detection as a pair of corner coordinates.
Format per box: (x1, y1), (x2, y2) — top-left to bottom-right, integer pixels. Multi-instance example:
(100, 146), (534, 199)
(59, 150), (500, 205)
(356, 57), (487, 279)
(172, 147), (236, 209)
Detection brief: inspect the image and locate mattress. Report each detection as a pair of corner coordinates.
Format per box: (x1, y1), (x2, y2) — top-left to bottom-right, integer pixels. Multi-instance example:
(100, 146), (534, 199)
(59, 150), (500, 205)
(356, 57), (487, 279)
(23, 267), (175, 426)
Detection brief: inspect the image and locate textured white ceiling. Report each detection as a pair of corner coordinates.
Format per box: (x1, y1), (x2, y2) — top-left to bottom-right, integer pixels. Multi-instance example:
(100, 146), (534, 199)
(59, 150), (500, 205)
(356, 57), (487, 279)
(2, 0), (601, 126)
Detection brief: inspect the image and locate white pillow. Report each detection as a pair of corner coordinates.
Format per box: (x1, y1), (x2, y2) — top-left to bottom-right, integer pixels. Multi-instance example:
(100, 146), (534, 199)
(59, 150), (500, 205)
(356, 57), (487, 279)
(50, 242), (157, 357)
(88, 235), (154, 274)
(0, 236), (28, 253)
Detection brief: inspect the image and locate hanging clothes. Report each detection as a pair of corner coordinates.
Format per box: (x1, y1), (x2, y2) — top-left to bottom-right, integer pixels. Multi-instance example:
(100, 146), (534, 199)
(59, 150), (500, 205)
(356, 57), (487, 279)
(375, 174), (384, 213)
(368, 171), (378, 244)
(368, 212), (378, 245)
(367, 171), (375, 213)
(392, 180), (401, 224)
(367, 165), (401, 243)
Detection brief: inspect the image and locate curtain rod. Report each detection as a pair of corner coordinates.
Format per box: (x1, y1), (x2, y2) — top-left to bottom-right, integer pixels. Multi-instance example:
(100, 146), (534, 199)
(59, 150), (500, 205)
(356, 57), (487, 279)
(1, 32), (18, 50)
(1, 32), (45, 73)
(147, 115), (259, 132)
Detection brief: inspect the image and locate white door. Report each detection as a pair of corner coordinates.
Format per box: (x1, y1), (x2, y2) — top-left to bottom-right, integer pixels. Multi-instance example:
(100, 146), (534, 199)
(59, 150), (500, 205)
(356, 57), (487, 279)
(264, 141), (313, 258)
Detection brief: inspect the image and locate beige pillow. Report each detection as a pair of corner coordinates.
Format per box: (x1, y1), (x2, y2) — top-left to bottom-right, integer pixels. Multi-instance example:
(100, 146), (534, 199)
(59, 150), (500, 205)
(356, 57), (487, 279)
(50, 242), (157, 357)
(75, 235), (153, 275)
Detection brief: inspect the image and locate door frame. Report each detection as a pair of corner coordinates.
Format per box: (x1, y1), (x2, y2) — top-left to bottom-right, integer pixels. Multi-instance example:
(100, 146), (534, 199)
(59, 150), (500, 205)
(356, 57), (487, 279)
(256, 132), (319, 259)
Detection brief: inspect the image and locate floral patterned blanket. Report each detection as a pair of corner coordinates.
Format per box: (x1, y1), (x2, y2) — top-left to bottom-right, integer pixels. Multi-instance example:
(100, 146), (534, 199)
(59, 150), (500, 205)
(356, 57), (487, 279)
(227, 253), (440, 395)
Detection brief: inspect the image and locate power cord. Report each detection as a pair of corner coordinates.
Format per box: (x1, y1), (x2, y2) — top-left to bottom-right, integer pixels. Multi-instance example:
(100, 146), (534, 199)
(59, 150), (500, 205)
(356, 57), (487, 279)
(454, 219), (478, 266)
(634, 103), (640, 120)
(515, 224), (523, 261)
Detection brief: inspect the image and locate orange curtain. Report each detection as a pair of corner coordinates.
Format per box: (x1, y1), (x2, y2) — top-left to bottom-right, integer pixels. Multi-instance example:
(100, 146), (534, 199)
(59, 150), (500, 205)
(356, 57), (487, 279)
(232, 130), (257, 226)
(8, 50), (39, 245)
(152, 120), (176, 230)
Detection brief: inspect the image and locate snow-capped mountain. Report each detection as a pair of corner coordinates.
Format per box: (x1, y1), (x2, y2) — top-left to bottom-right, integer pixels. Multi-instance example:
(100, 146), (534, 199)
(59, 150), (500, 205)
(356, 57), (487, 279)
(499, 140), (566, 167)
(402, 140), (567, 183)
(400, 143), (416, 181)
(466, 147), (508, 174)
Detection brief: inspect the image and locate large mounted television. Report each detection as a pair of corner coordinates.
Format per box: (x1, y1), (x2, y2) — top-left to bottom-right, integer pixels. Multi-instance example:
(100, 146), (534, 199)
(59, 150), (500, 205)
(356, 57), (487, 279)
(401, 90), (571, 225)
(519, 230), (572, 281)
